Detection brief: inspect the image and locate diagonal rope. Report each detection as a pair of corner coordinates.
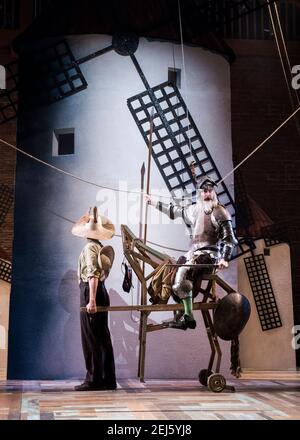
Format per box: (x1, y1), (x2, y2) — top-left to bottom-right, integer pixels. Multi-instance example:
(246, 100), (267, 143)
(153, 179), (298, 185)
(218, 106), (300, 185)
(267, 1), (299, 111)
(177, 0), (193, 159)
(0, 137), (171, 200)
(273, 1), (300, 107)
(1, 104), (299, 200)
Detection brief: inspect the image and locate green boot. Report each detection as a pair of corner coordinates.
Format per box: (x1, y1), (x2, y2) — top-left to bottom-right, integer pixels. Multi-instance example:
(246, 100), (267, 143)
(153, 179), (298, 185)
(182, 293), (194, 319)
(169, 294), (196, 330)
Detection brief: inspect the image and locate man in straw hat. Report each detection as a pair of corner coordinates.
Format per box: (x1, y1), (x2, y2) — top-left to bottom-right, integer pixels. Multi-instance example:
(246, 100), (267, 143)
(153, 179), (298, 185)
(145, 173), (238, 330)
(72, 207), (117, 391)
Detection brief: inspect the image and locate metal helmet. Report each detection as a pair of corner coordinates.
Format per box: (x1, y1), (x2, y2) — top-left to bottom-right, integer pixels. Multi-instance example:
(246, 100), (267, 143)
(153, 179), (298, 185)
(196, 175), (218, 191)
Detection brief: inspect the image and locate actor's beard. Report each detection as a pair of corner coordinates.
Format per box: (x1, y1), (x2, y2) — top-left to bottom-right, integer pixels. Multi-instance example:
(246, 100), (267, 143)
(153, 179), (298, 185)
(196, 193), (218, 215)
(202, 199), (215, 214)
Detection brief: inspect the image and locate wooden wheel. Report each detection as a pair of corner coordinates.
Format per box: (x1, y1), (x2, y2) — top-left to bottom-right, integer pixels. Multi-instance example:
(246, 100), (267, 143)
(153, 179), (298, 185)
(207, 373), (226, 393)
(198, 369), (214, 386)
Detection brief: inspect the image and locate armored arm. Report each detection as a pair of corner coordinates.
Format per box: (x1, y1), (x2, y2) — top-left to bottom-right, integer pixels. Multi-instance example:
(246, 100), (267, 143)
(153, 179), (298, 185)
(213, 205), (238, 262)
(156, 201), (189, 222)
(219, 220), (238, 261)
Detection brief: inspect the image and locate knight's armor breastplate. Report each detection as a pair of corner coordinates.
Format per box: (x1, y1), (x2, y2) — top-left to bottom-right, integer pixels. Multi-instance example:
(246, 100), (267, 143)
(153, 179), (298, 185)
(191, 211), (219, 249)
(156, 200), (238, 261)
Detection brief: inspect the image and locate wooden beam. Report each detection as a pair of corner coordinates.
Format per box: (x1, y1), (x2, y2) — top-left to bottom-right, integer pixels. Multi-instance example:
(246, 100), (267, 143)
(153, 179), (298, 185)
(214, 275), (236, 293)
(80, 301), (217, 313)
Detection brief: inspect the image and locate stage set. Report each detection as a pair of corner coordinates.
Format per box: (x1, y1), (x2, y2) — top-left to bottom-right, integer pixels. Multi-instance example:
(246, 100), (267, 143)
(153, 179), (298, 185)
(0, 0), (300, 421)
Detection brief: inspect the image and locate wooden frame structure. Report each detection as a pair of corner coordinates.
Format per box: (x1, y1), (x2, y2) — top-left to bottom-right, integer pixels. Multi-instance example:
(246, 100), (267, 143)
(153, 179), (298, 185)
(81, 225), (238, 392)
(121, 225), (237, 392)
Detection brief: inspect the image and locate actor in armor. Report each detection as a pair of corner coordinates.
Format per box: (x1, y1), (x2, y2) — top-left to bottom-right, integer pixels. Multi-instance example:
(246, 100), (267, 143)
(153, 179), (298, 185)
(145, 176), (238, 330)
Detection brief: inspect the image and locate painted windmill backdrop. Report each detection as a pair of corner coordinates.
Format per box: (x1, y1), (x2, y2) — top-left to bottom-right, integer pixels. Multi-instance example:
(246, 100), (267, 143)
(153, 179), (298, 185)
(0, 0), (297, 378)
(1, 31), (284, 332)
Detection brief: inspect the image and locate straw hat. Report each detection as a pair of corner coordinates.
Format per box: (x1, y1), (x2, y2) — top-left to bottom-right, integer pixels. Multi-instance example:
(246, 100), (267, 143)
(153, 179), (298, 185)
(99, 245), (115, 274)
(72, 207), (115, 241)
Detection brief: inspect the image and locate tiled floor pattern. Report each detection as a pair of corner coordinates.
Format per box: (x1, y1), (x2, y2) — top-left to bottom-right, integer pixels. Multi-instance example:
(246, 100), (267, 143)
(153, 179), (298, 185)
(0, 375), (299, 420)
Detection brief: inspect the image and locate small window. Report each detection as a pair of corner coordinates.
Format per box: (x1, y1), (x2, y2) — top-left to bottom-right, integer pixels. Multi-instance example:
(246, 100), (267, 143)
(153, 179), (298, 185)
(264, 248), (270, 256)
(53, 128), (75, 156)
(168, 68), (181, 88)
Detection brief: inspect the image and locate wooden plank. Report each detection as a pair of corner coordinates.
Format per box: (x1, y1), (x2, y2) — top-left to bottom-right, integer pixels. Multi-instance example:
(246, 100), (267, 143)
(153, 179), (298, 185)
(215, 276), (236, 293)
(130, 250), (157, 268)
(138, 312), (149, 381)
(121, 224), (170, 261)
(206, 274), (236, 293)
(80, 302), (217, 312)
(146, 324), (169, 332)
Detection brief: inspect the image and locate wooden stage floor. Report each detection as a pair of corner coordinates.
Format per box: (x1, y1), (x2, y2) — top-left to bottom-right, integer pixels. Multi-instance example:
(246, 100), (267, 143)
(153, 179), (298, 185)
(0, 373), (299, 420)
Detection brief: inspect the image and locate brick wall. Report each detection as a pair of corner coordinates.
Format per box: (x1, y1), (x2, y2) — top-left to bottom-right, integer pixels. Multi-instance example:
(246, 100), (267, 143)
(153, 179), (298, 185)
(228, 39), (300, 365)
(0, 45), (17, 260)
(0, 0), (32, 259)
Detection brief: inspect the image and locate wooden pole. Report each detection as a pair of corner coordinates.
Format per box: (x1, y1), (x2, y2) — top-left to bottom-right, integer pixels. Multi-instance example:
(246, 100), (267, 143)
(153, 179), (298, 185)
(80, 302), (217, 313)
(136, 162), (145, 307)
(143, 108), (154, 245)
(139, 109), (154, 380)
(139, 162), (146, 240)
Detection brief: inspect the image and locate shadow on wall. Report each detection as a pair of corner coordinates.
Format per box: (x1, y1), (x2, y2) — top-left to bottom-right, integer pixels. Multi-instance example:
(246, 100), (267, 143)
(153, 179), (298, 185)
(55, 272), (230, 380)
(57, 272), (142, 379)
(58, 273), (185, 379)
(57, 270), (83, 378)
(8, 265), (231, 380)
(108, 288), (140, 378)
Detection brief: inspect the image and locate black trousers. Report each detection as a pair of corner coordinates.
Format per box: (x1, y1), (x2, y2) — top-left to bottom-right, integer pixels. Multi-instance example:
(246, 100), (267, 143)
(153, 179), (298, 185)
(80, 280), (116, 386)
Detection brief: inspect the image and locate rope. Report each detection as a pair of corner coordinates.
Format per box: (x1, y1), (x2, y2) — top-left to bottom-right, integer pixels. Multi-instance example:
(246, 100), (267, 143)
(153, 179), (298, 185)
(172, 44), (183, 172)
(114, 233), (187, 254)
(0, 137), (171, 201)
(267, 2), (299, 110)
(273, 1), (300, 107)
(2, 100), (299, 200)
(2, 102), (299, 201)
(218, 106), (300, 185)
(2, 17), (299, 198)
(147, 239), (187, 253)
(219, 3), (300, 185)
(177, 0), (192, 158)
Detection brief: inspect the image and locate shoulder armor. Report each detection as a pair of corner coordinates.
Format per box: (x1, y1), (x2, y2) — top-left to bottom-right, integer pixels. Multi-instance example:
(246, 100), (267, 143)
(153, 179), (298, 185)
(212, 204), (231, 224)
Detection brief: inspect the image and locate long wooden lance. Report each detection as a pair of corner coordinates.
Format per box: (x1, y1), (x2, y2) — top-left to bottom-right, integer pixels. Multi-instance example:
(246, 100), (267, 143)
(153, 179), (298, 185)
(139, 109), (154, 378)
(139, 162), (146, 240)
(143, 107), (155, 245)
(136, 162), (145, 311)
